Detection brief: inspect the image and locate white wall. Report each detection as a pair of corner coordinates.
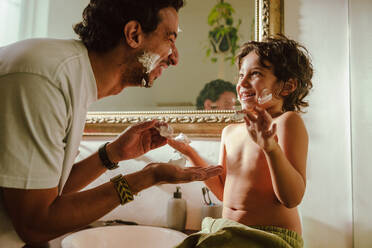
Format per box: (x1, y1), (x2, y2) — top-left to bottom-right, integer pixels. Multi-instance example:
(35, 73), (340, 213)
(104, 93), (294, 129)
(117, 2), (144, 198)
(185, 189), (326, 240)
(286, 0), (352, 247)
(350, 0), (372, 247)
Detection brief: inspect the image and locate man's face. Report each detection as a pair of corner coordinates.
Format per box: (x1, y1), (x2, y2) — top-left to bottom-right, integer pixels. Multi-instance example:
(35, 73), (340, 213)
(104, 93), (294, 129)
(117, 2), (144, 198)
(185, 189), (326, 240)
(138, 7), (179, 88)
(205, 91), (237, 110)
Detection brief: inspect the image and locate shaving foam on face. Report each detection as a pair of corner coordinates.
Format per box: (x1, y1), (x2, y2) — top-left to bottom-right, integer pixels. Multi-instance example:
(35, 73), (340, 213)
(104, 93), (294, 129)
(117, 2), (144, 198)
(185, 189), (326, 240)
(257, 88), (272, 105)
(138, 51), (161, 74)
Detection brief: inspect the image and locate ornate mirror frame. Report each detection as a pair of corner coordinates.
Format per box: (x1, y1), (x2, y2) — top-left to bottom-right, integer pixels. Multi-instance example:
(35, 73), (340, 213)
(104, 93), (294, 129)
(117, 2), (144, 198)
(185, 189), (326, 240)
(84, 0), (284, 138)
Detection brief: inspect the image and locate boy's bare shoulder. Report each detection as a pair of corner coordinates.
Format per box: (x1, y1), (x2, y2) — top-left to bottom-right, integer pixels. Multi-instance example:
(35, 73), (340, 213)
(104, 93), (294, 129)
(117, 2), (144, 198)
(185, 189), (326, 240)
(276, 111), (307, 131)
(276, 111), (303, 121)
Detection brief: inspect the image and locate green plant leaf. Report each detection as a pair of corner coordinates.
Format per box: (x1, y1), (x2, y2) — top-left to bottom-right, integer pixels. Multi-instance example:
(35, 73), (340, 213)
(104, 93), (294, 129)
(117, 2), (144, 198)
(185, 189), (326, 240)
(206, 48), (211, 57)
(205, 0), (241, 66)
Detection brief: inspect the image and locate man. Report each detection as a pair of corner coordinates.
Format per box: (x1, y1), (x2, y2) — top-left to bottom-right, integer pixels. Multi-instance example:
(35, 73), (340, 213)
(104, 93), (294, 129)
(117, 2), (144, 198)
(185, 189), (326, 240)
(196, 79), (237, 110)
(0, 0), (222, 247)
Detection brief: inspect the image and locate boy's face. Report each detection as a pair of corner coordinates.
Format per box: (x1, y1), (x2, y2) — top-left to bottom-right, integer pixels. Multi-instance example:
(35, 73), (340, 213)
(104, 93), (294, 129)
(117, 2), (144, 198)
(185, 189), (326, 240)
(236, 51), (283, 112)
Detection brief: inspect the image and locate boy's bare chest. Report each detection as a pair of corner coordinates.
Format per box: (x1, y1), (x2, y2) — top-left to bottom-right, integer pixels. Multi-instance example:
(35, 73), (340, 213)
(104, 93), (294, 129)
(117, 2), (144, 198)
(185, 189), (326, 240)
(224, 126), (268, 174)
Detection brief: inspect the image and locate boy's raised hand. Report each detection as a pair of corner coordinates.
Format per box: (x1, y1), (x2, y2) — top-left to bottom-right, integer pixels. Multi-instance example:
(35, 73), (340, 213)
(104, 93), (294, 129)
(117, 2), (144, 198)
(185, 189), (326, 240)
(244, 106), (277, 151)
(167, 138), (193, 156)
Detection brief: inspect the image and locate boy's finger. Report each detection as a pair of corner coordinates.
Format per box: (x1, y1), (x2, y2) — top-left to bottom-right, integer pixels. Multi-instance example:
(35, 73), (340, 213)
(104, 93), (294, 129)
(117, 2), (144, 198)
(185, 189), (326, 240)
(245, 110), (257, 122)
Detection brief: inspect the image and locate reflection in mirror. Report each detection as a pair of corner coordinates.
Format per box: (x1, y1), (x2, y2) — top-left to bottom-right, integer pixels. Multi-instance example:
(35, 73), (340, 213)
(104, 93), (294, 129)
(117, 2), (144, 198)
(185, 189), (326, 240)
(89, 0), (255, 111)
(1, 0), (282, 136)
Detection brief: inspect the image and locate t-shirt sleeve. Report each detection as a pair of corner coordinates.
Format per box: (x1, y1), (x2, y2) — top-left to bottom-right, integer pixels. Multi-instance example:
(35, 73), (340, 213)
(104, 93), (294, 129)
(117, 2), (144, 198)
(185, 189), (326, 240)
(0, 73), (69, 189)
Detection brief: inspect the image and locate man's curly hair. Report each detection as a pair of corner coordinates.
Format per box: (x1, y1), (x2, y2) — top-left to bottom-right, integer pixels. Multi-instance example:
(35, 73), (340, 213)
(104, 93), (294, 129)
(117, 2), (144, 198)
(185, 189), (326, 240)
(74, 0), (185, 53)
(237, 35), (313, 112)
(196, 79), (237, 110)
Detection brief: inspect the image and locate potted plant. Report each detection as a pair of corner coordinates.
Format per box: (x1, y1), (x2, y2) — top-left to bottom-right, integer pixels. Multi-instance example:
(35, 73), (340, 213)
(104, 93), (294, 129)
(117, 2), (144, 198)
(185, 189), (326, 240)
(206, 0), (242, 66)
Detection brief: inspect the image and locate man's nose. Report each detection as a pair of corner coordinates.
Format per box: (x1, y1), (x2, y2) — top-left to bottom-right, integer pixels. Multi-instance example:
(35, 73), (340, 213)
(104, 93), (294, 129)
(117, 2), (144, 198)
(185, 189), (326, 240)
(168, 46), (179, 66)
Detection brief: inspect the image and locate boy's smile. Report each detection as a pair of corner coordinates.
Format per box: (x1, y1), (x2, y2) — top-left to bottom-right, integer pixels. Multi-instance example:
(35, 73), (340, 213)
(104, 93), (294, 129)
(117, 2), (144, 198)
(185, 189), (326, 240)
(236, 51), (283, 115)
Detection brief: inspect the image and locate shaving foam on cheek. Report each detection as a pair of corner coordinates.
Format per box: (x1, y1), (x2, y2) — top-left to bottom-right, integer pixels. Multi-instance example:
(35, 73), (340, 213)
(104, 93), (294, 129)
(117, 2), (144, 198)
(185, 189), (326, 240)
(138, 51), (161, 74)
(257, 88), (272, 105)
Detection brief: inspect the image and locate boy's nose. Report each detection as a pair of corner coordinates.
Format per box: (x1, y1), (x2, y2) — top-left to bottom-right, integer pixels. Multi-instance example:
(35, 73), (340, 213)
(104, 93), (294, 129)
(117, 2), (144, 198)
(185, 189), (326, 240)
(238, 78), (251, 87)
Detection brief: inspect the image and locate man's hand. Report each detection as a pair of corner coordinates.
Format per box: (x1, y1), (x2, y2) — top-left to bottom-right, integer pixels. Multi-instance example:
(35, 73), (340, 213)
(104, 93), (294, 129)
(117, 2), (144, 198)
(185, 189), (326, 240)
(146, 163), (223, 185)
(107, 120), (167, 162)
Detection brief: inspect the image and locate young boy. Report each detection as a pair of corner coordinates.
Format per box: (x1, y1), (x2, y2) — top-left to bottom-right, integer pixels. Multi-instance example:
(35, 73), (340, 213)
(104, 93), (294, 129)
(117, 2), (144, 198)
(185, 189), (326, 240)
(169, 35), (313, 248)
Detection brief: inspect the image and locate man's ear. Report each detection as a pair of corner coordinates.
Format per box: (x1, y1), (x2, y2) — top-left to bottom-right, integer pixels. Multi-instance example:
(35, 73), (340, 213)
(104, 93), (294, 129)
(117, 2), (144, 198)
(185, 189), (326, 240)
(124, 21), (143, 48)
(280, 79), (298, 96)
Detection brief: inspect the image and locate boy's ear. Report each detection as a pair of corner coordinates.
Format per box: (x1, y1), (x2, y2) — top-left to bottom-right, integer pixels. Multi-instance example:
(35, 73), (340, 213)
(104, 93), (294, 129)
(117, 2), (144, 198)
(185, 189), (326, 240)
(123, 21), (144, 48)
(280, 79), (298, 96)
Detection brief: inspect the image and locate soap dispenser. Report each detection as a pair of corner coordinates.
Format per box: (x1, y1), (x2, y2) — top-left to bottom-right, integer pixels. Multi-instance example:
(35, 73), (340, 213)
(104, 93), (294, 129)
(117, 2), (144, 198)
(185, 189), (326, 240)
(166, 186), (186, 231)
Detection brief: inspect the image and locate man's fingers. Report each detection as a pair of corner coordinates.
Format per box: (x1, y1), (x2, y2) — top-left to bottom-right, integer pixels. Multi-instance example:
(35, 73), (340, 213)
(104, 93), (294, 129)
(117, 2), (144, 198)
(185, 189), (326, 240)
(183, 165), (223, 181)
(141, 132), (152, 152)
(131, 119), (158, 132)
(150, 135), (167, 149)
(203, 165), (223, 178)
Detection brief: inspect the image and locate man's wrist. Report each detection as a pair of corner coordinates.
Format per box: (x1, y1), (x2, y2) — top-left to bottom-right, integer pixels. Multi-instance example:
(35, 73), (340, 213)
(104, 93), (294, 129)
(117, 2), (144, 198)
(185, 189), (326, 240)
(124, 166), (156, 194)
(105, 142), (120, 163)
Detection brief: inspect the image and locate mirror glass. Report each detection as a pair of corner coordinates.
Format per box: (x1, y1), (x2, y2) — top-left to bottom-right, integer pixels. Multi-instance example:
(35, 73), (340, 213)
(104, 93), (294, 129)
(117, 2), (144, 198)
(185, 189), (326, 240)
(0, 0), (255, 112)
(89, 0), (255, 111)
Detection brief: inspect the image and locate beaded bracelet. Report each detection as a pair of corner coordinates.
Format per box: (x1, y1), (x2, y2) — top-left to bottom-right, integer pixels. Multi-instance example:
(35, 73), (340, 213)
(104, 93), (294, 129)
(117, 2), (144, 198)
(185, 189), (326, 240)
(110, 174), (134, 205)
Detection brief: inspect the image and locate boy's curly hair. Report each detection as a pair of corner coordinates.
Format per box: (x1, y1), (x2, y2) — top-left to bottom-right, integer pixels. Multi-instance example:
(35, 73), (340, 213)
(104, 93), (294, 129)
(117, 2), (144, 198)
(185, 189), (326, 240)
(73, 0), (185, 53)
(237, 35), (313, 112)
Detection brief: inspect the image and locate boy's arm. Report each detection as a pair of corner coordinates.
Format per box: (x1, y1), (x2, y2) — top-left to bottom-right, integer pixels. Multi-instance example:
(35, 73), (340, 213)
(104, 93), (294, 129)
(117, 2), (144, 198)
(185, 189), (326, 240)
(244, 108), (307, 208)
(167, 138), (226, 201)
(264, 112), (307, 208)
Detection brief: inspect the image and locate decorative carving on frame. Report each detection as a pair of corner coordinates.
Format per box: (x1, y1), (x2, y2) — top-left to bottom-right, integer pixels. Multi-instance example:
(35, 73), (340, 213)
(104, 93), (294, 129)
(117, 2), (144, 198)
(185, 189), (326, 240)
(85, 110), (241, 138)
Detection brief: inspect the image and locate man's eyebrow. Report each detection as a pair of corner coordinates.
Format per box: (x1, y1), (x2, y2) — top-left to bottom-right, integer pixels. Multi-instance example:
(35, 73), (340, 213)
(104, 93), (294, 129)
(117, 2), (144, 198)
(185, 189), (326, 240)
(250, 66), (264, 71)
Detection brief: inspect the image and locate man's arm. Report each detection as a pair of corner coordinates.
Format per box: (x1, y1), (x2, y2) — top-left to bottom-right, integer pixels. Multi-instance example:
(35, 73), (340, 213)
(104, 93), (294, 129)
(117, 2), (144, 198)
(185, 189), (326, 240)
(63, 120), (168, 194)
(61, 150), (107, 194)
(1, 163), (222, 246)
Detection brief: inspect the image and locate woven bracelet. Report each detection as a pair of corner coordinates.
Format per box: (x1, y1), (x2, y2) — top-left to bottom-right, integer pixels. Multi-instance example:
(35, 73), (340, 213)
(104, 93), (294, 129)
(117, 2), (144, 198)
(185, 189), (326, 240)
(110, 174), (134, 205)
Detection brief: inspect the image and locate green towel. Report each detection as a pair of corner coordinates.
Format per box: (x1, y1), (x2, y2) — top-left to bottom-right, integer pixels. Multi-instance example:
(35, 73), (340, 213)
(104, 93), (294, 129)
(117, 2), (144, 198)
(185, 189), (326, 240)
(174, 217), (303, 248)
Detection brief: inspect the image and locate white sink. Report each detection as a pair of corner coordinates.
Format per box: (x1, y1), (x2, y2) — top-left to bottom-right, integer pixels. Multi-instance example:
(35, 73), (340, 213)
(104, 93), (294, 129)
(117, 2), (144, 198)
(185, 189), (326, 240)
(61, 225), (187, 248)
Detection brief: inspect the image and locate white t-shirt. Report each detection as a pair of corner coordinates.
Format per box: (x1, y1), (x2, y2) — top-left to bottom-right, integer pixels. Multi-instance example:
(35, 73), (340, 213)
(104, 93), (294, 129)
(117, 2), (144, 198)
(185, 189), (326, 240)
(0, 38), (97, 247)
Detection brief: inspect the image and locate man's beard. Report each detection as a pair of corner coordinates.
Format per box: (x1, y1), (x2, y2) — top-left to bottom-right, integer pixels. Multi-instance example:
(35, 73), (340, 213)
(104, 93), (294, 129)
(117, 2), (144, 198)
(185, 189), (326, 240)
(141, 73), (151, 88)
(138, 51), (161, 88)
(120, 50), (161, 88)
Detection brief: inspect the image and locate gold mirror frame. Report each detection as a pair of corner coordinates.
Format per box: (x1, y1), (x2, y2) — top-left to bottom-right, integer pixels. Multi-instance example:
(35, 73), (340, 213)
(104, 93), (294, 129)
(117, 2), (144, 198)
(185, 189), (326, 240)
(84, 0), (284, 138)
